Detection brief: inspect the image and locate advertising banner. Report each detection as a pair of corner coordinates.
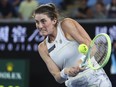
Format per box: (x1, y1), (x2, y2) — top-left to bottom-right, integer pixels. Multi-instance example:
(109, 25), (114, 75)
(0, 59), (29, 87)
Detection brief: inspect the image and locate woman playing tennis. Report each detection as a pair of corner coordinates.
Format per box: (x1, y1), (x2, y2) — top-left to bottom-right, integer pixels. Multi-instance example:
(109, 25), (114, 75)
(33, 3), (112, 87)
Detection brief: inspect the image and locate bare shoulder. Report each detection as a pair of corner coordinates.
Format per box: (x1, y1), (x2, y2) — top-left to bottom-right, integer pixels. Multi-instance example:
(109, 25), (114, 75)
(38, 40), (47, 54)
(60, 18), (80, 31)
(60, 17), (89, 33)
(60, 18), (91, 45)
(61, 18), (76, 26)
(61, 18), (80, 25)
(38, 41), (44, 50)
(60, 18), (80, 40)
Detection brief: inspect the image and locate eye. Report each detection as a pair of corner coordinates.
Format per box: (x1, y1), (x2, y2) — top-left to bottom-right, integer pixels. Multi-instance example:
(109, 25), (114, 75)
(41, 19), (46, 24)
(35, 20), (39, 24)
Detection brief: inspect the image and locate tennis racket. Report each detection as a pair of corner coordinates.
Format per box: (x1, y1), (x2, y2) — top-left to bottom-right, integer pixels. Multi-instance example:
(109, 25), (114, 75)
(80, 33), (111, 70)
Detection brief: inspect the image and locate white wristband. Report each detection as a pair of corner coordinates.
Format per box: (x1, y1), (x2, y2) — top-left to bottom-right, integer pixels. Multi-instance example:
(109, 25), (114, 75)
(80, 55), (86, 62)
(60, 68), (68, 79)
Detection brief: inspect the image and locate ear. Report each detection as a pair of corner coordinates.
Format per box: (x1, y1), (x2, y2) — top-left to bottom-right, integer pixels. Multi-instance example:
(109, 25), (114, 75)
(52, 19), (57, 24)
(53, 19), (57, 24)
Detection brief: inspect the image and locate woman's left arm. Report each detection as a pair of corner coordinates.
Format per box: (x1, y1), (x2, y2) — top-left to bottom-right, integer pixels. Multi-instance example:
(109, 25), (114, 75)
(61, 18), (91, 47)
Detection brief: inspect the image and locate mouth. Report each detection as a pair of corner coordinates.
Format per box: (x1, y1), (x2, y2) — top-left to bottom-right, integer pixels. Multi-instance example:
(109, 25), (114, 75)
(40, 29), (47, 33)
(39, 29), (47, 36)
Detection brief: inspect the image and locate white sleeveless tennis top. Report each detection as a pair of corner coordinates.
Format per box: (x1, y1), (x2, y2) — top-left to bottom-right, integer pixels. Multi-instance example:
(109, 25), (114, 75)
(46, 22), (85, 70)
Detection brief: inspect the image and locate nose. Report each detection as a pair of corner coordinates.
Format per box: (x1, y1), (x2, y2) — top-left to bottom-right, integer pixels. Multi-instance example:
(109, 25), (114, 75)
(39, 23), (43, 29)
(36, 22), (43, 29)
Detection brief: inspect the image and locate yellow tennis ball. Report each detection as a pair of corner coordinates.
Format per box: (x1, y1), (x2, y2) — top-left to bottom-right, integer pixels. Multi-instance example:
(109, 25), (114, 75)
(78, 44), (88, 54)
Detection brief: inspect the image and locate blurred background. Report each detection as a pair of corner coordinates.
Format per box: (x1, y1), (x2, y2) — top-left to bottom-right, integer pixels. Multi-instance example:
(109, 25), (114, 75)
(0, 0), (116, 87)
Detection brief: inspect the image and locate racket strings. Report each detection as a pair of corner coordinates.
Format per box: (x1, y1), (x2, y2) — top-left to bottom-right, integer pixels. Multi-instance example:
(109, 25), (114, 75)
(92, 36), (108, 66)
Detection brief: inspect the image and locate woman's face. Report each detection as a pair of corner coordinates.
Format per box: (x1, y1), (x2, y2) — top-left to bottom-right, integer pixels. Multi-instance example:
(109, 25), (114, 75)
(34, 13), (56, 36)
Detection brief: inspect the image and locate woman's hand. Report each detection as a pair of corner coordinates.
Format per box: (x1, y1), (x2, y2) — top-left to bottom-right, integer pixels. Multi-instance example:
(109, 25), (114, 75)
(63, 59), (85, 77)
(64, 66), (84, 77)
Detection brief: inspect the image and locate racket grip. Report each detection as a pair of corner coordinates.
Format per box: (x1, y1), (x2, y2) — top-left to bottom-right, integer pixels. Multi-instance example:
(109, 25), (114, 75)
(80, 63), (87, 69)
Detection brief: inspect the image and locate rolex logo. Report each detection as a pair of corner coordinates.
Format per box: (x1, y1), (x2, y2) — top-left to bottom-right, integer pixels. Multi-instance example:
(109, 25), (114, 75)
(0, 62), (22, 80)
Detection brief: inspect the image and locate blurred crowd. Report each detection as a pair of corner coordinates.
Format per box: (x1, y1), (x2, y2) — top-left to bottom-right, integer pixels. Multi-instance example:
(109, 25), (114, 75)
(0, 0), (115, 20)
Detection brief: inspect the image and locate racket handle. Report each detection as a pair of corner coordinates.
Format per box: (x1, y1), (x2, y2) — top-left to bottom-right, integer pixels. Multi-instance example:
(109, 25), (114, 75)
(80, 63), (86, 68)
(80, 62), (89, 69)
(79, 64), (88, 72)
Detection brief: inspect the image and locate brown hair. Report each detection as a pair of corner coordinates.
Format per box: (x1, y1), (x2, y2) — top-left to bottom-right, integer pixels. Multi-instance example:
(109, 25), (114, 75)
(33, 3), (59, 21)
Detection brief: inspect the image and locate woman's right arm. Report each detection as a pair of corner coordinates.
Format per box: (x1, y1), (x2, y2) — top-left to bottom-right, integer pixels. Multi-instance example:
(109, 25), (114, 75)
(38, 41), (67, 83)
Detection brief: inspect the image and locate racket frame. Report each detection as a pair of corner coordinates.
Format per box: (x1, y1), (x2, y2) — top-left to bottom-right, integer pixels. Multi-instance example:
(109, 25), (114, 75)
(82, 33), (112, 70)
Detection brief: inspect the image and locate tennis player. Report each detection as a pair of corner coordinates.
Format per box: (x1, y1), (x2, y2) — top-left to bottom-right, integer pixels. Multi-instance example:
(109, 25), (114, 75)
(33, 3), (112, 87)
